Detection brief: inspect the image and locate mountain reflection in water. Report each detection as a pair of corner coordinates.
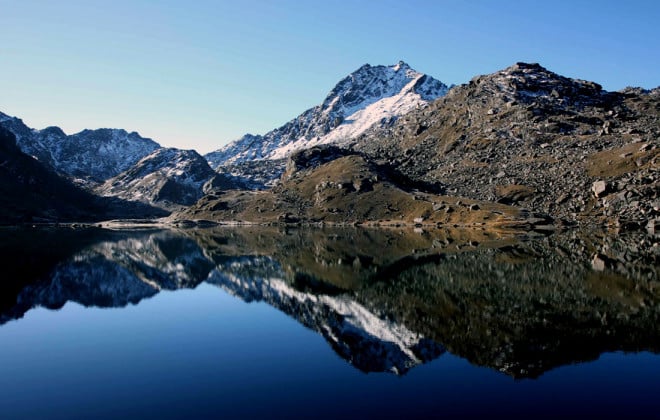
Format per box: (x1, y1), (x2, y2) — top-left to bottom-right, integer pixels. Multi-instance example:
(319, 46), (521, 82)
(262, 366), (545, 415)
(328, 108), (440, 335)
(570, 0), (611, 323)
(0, 226), (658, 379)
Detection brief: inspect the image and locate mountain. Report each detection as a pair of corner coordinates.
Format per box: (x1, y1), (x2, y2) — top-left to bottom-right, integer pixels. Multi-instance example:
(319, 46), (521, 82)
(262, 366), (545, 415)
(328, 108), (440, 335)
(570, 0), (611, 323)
(204, 61), (449, 186)
(2, 62), (656, 231)
(0, 111), (217, 211)
(0, 126), (105, 223)
(0, 112), (160, 182)
(96, 148), (217, 209)
(0, 126), (170, 222)
(353, 62), (660, 229)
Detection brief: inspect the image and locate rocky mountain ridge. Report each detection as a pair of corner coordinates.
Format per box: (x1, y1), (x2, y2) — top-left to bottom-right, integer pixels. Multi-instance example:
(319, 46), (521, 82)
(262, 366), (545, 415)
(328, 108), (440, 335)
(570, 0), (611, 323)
(0, 112), (160, 182)
(0, 127), (166, 223)
(0, 126), (102, 223)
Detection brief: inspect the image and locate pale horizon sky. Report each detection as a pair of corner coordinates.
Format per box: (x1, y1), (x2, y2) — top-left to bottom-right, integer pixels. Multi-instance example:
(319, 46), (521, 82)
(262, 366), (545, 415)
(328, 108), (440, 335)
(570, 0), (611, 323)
(2, 0), (659, 154)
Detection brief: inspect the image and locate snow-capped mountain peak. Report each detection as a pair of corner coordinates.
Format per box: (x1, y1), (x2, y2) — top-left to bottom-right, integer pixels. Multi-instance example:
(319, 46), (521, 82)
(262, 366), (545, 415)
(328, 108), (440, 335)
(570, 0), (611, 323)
(205, 62), (449, 174)
(319, 61), (428, 115)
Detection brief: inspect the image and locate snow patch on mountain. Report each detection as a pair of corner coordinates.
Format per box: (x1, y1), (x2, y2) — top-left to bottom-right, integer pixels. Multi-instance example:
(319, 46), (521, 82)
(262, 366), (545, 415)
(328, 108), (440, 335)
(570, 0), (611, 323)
(269, 74), (435, 159)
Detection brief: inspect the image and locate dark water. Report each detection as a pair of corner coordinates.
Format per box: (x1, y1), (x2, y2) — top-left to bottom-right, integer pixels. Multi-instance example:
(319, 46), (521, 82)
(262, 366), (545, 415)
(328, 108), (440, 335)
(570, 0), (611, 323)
(0, 226), (658, 419)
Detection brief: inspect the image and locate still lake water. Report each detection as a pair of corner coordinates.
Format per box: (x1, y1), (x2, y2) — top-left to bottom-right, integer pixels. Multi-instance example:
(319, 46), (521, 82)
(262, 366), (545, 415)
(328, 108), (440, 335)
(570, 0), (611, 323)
(0, 226), (658, 418)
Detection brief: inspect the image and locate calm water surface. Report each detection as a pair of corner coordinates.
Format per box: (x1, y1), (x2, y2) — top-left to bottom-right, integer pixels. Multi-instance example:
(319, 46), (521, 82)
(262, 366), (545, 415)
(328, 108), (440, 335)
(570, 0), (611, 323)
(0, 226), (658, 418)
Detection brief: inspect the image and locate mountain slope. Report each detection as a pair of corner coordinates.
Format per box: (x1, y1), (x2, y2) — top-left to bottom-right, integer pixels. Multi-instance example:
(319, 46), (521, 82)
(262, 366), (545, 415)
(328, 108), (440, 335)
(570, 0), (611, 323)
(0, 112), (160, 182)
(204, 62), (449, 184)
(354, 62), (660, 228)
(176, 145), (553, 230)
(96, 148), (217, 209)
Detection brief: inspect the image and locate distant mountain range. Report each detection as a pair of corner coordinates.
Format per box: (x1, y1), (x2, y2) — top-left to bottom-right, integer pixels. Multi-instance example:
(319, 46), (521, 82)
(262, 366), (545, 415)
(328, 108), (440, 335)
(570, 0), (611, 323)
(0, 112), (160, 182)
(0, 61), (657, 232)
(0, 112), (218, 210)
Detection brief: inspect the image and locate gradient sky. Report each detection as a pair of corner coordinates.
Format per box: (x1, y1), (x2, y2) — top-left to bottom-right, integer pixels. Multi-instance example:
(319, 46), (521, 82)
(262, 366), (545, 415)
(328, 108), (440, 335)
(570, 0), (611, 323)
(2, 0), (658, 154)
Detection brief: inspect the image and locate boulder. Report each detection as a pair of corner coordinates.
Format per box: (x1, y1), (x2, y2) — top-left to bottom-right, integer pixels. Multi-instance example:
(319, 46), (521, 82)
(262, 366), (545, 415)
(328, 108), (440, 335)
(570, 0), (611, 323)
(592, 181), (608, 198)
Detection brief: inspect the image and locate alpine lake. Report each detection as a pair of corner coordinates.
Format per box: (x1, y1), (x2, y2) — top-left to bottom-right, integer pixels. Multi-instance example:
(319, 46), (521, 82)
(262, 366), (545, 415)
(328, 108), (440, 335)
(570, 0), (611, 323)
(0, 225), (658, 418)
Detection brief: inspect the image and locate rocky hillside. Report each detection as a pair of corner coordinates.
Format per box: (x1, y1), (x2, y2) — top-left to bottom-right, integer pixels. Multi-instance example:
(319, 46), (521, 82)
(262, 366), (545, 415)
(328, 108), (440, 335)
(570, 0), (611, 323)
(175, 145), (553, 231)
(353, 62), (659, 230)
(208, 159), (286, 190)
(205, 61), (449, 186)
(96, 148), (217, 209)
(0, 112), (160, 182)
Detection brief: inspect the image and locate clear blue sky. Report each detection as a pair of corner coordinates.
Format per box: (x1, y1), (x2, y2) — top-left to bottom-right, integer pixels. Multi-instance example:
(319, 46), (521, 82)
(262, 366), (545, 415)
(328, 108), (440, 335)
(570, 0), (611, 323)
(2, 0), (658, 153)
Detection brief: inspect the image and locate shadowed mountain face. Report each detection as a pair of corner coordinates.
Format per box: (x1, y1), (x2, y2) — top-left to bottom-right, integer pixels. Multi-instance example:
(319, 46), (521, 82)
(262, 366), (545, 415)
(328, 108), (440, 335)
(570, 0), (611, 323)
(0, 127), (170, 223)
(0, 127), (104, 223)
(0, 226), (657, 378)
